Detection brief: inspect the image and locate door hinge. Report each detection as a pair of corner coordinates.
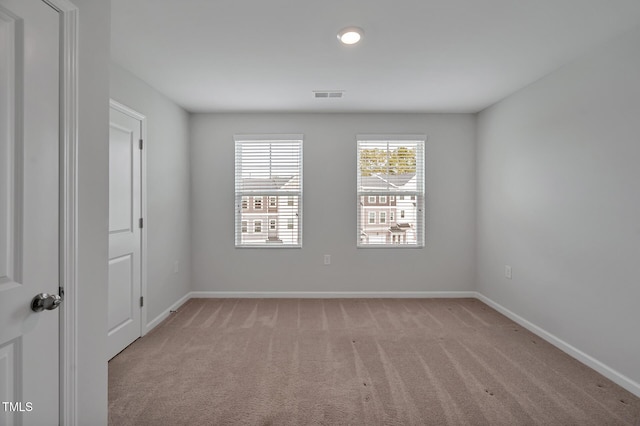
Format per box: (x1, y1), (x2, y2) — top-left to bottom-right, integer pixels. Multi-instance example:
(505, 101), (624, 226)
(139, 218), (143, 229)
(140, 296), (144, 307)
(139, 139), (143, 150)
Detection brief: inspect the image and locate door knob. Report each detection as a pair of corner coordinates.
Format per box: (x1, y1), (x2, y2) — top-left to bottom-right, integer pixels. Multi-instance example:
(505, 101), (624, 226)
(31, 293), (62, 312)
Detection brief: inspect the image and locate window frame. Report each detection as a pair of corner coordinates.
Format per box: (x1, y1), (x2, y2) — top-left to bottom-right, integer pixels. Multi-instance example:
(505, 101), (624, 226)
(234, 135), (303, 248)
(368, 211), (376, 224)
(356, 135), (426, 248)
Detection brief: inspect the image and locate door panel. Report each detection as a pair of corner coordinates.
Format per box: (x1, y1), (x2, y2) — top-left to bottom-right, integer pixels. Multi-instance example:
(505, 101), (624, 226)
(0, 0), (60, 424)
(108, 105), (142, 360)
(109, 124), (134, 234)
(108, 254), (134, 333)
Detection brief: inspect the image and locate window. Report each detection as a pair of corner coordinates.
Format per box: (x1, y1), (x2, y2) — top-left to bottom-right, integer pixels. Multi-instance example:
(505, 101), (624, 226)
(357, 135), (425, 247)
(235, 135), (303, 247)
(368, 196), (376, 204)
(241, 221), (247, 233)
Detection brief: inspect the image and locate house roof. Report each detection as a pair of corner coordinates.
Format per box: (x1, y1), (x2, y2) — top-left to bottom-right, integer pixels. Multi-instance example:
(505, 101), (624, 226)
(241, 176), (294, 191)
(360, 173), (415, 190)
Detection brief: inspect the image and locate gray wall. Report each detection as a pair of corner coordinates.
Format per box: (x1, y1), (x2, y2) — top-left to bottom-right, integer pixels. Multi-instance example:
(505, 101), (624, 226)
(477, 26), (640, 386)
(110, 63), (192, 324)
(76, 0), (110, 423)
(190, 113), (476, 293)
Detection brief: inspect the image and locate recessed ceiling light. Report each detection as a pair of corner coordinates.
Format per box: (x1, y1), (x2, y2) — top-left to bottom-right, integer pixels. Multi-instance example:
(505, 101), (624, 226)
(337, 27), (364, 45)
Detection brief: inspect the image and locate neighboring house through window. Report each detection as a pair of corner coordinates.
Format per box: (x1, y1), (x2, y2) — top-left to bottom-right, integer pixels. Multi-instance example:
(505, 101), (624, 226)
(235, 135), (303, 247)
(357, 135), (425, 247)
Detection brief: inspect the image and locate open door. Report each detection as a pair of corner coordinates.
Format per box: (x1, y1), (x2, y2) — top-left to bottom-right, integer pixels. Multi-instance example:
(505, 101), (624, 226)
(107, 101), (144, 360)
(0, 0), (61, 424)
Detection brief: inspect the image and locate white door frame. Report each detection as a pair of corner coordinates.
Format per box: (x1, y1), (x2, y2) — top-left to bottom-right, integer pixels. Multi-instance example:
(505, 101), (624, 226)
(109, 98), (149, 339)
(41, 0), (78, 424)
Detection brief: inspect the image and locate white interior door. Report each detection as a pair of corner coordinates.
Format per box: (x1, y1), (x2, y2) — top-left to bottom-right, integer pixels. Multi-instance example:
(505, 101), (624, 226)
(108, 103), (143, 360)
(0, 0), (61, 424)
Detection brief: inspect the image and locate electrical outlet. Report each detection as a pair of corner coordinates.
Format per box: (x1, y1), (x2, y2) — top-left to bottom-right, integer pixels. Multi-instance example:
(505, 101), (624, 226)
(505, 265), (512, 279)
(324, 255), (331, 265)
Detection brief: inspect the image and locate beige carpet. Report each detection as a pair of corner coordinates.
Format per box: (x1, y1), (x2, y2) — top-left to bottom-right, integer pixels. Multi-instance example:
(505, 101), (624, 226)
(109, 298), (640, 425)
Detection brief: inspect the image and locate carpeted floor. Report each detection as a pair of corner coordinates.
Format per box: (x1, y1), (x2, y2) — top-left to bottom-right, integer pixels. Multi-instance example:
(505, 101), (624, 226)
(109, 298), (640, 425)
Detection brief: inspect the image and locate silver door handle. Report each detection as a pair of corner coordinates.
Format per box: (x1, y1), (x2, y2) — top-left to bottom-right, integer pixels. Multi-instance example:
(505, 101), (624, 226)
(31, 293), (62, 312)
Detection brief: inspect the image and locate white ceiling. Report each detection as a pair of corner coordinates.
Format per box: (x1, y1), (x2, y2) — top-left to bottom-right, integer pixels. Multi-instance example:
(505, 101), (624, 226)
(111, 0), (640, 113)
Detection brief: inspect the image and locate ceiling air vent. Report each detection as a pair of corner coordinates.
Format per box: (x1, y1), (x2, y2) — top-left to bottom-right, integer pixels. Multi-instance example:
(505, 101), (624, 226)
(313, 90), (344, 99)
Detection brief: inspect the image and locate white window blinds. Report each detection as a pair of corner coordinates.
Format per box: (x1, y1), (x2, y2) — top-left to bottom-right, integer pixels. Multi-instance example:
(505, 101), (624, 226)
(356, 136), (425, 247)
(235, 135), (303, 247)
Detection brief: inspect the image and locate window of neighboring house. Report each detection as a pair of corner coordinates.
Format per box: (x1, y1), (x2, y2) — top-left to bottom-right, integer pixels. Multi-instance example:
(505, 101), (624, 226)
(357, 135), (425, 247)
(235, 135), (303, 247)
(368, 196), (376, 204)
(241, 221), (248, 233)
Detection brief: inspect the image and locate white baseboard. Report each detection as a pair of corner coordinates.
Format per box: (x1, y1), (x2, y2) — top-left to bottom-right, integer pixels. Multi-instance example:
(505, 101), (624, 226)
(189, 290), (477, 299)
(144, 292), (191, 334)
(475, 293), (640, 397)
